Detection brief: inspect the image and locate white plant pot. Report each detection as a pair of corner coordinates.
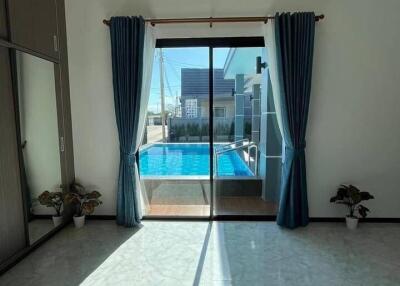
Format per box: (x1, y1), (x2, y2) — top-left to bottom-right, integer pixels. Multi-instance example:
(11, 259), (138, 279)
(346, 216), (359, 230)
(73, 215), (86, 228)
(52, 216), (63, 227)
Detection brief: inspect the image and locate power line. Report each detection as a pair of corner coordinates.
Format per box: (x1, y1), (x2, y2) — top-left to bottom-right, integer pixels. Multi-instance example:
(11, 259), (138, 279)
(164, 58), (208, 68)
(164, 67), (175, 98)
(165, 60), (181, 82)
(151, 85), (180, 90)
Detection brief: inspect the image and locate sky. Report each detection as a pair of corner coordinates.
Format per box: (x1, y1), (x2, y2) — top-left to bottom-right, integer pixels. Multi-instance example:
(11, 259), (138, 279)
(148, 47), (230, 113)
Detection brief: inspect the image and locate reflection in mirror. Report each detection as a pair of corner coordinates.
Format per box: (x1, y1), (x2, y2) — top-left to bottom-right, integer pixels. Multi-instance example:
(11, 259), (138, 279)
(15, 51), (62, 245)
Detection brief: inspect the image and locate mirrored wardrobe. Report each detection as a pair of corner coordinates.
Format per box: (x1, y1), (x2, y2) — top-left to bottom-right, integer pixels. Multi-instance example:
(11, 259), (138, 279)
(15, 51), (63, 244)
(0, 0), (74, 272)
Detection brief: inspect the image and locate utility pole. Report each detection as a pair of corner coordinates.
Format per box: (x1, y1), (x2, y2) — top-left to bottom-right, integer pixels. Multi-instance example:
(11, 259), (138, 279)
(159, 49), (166, 142)
(175, 91), (179, 117)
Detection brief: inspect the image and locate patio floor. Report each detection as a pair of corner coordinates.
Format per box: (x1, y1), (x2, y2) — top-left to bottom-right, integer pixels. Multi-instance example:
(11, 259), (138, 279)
(146, 195), (277, 217)
(142, 149), (276, 217)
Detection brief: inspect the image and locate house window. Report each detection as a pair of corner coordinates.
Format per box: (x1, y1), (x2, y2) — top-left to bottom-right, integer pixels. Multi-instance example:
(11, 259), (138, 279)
(213, 107), (226, 118)
(185, 99), (198, 118)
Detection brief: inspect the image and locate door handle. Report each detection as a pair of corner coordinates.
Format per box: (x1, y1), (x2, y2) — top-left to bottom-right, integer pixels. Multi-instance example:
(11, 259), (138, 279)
(60, 136), (64, 152)
(256, 56), (266, 74)
(53, 35), (58, 52)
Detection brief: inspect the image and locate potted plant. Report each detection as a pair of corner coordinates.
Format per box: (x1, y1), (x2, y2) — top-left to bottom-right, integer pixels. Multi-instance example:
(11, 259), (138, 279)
(64, 182), (102, 228)
(37, 190), (64, 227)
(330, 184), (374, 229)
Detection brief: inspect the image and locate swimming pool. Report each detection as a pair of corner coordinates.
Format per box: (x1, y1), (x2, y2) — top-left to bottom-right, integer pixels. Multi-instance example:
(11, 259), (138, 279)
(139, 143), (253, 177)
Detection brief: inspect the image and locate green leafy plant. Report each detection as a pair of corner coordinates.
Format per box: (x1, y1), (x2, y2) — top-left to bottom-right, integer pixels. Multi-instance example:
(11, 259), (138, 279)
(185, 123), (192, 136)
(64, 182), (102, 216)
(38, 191), (64, 216)
(330, 184), (374, 218)
(172, 125), (180, 138)
(186, 123), (199, 137)
(180, 125), (186, 137)
(169, 125), (178, 141)
(185, 123), (191, 136)
(201, 123), (209, 137)
(214, 123), (230, 136)
(191, 123), (200, 136)
(176, 125), (185, 138)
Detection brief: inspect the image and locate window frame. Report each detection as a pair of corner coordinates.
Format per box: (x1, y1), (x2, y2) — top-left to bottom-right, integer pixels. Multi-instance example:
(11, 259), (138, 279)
(213, 106), (226, 118)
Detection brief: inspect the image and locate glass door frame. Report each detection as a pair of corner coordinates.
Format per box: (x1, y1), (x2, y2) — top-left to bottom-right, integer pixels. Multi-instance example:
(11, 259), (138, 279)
(145, 37), (273, 221)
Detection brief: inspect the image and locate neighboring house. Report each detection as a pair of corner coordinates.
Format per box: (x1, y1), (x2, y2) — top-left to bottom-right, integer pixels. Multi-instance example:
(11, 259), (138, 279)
(181, 68), (236, 119)
(147, 114), (162, 125)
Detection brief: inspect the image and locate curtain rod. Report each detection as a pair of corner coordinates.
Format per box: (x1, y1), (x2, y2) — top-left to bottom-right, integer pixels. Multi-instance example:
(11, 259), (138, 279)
(102, 15), (324, 27)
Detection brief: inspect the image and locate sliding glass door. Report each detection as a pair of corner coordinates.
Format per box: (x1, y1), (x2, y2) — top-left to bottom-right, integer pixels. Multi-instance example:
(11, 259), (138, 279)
(139, 38), (281, 219)
(213, 47), (281, 217)
(139, 47), (211, 217)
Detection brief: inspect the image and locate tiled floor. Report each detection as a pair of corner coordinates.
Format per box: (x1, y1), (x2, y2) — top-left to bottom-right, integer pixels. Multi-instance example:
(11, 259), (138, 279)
(28, 219), (55, 244)
(1, 221), (399, 286)
(215, 196), (277, 215)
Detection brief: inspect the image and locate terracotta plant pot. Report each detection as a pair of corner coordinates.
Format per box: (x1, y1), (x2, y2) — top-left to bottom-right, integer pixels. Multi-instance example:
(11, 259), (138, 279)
(346, 216), (358, 230)
(73, 215), (86, 228)
(52, 215), (63, 227)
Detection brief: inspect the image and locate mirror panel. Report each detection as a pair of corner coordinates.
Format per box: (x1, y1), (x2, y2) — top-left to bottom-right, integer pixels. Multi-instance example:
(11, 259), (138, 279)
(15, 50), (62, 245)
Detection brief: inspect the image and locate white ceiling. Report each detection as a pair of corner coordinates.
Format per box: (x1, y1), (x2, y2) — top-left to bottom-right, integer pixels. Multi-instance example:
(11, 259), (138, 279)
(113, 0), (325, 19)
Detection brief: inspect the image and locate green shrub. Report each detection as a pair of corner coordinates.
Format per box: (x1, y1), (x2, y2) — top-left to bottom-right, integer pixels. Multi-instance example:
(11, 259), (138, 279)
(178, 125), (186, 137)
(201, 123), (209, 137)
(187, 123), (200, 136)
(214, 123), (230, 136)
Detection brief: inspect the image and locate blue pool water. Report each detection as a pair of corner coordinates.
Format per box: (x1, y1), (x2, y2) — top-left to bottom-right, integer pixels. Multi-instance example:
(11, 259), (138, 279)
(139, 144), (253, 177)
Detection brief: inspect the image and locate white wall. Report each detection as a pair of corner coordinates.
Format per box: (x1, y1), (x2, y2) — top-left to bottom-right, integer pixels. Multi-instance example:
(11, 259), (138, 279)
(65, 0), (400, 217)
(17, 52), (62, 215)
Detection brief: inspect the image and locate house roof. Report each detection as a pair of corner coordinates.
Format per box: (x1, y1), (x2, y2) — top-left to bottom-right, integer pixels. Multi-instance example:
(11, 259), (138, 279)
(181, 68), (234, 99)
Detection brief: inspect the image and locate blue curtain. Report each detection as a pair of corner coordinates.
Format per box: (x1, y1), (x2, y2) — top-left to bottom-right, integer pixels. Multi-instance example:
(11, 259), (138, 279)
(275, 12), (316, 229)
(110, 16), (145, 227)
